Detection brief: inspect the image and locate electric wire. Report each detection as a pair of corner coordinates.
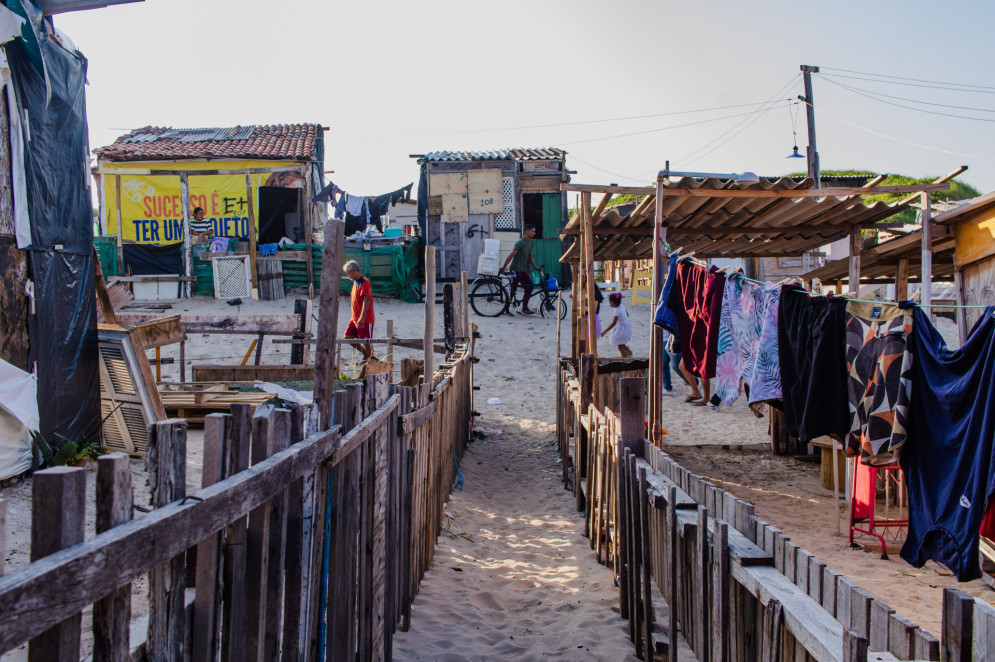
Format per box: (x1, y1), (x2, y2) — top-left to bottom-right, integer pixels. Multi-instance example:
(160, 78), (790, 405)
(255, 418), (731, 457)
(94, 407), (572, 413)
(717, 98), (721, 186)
(819, 74), (995, 123)
(818, 78), (995, 115)
(672, 75), (801, 168)
(798, 97), (995, 162)
(819, 66), (995, 92)
(551, 108), (776, 147)
(395, 99), (798, 137)
(817, 71), (995, 95)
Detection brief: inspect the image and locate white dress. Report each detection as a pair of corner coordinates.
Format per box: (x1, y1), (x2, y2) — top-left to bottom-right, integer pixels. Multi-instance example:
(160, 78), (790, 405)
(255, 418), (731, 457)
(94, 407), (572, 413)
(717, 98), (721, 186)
(610, 305), (632, 345)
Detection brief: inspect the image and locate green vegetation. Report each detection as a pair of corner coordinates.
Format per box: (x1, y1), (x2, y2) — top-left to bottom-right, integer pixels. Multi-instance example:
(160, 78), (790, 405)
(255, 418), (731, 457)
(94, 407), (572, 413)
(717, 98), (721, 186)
(31, 430), (102, 467)
(787, 170), (981, 224)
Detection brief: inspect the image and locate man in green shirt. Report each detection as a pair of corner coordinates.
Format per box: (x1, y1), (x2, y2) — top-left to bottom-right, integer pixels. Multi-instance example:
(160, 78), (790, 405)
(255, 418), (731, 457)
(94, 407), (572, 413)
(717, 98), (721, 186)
(501, 224), (537, 315)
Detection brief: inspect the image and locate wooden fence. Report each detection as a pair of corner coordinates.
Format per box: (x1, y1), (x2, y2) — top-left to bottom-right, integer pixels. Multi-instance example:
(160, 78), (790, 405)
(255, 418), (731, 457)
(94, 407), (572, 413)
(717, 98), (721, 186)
(0, 342), (472, 662)
(559, 355), (995, 662)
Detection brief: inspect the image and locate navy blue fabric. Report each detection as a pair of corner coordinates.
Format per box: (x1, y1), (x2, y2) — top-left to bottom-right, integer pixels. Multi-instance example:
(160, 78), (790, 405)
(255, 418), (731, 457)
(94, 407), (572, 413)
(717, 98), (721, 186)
(653, 254), (679, 334)
(900, 306), (995, 581)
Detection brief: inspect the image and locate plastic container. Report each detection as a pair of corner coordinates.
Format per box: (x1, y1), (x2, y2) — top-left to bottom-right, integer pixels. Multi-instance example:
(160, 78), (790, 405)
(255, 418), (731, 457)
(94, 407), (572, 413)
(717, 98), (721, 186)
(483, 238), (501, 255)
(477, 253), (501, 276)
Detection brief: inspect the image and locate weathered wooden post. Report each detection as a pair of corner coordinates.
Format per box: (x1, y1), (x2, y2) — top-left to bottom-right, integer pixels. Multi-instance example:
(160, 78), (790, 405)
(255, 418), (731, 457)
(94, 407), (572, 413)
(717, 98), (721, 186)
(29, 467), (86, 662)
(94, 453), (133, 662)
(424, 246), (436, 381)
(147, 420), (188, 661)
(313, 218), (345, 433)
(942, 588), (974, 662)
(192, 415), (228, 662)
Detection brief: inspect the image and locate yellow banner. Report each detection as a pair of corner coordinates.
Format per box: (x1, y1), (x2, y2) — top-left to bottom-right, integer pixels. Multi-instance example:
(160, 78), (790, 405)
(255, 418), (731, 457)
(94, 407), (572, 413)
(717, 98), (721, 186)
(101, 160), (301, 245)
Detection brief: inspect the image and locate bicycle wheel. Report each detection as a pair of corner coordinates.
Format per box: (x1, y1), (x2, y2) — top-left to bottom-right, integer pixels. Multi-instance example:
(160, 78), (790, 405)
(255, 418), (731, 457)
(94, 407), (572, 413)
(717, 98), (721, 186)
(539, 292), (568, 320)
(470, 278), (507, 317)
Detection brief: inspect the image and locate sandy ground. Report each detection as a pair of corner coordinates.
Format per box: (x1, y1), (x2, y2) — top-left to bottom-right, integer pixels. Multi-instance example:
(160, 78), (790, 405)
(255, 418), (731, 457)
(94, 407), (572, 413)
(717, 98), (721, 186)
(0, 289), (979, 657)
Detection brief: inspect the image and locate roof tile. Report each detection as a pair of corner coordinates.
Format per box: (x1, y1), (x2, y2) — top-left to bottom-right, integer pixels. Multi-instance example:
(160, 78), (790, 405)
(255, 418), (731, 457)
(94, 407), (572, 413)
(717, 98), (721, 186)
(94, 124), (321, 162)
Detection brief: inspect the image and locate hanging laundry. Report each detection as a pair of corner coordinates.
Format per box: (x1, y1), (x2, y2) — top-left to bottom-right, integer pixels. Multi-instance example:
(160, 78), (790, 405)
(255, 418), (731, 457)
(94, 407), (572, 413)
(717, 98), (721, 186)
(652, 253), (679, 334)
(345, 193), (365, 217)
(844, 301), (913, 466)
(666, 260), (725, 380)
(714, 275), (760, 405)
(777, 288), (850, 442)
(312, 181), (343, 204)
(742, 283), (782, 404)
(334, 193), (346, 219)
(369, 183), (413, 231)
(900, 306), (995, 581)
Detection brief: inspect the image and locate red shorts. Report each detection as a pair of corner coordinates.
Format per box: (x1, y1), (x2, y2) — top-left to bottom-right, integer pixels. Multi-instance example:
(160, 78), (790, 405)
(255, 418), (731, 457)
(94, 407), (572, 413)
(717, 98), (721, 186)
(345, 321), (373, 339)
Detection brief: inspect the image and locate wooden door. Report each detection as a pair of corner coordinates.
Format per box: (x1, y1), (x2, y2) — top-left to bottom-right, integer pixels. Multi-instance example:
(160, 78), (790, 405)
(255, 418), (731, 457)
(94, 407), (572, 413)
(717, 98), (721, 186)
(532, 194), (563, 280)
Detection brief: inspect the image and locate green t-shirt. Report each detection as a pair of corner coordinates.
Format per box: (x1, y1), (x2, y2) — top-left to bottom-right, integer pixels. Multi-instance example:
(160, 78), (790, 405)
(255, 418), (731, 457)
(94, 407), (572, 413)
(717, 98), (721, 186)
(509, 237), (532, 272)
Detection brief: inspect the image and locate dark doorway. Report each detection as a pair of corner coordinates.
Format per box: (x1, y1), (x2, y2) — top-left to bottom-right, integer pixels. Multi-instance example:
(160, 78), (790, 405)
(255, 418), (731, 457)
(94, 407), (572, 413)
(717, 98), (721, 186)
(258, 186), (300, 245)
(521, 192), (563, 280)
(522, 193), (547, 238)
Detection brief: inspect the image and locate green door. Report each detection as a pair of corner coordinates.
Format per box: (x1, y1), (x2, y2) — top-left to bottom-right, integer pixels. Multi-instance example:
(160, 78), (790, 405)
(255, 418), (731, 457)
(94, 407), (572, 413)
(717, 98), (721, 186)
(533, 193), (563, 281)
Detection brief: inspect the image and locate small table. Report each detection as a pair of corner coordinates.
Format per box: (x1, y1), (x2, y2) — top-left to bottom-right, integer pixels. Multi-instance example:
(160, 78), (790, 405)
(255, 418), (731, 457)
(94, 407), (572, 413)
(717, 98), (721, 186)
(811, 437), (846, 491)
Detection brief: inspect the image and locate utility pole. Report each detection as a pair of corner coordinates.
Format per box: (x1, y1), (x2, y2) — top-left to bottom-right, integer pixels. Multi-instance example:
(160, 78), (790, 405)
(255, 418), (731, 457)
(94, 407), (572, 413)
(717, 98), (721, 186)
(799, 64), (820, 188)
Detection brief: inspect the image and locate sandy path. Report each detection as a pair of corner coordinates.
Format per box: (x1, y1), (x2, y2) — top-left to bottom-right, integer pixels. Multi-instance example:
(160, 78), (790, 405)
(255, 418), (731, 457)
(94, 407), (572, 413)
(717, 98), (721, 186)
(392, 302), (641, 661)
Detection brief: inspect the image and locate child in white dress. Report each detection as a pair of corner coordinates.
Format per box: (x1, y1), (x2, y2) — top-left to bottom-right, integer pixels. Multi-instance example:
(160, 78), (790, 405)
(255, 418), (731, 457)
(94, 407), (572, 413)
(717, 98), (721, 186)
(601, 293), (632, 358)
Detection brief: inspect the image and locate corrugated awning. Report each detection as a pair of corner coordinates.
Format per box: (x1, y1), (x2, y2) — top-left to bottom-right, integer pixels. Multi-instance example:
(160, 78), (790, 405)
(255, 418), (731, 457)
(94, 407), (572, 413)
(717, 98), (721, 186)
(559, 176), (934, 261)
(801, 229), (956, 284)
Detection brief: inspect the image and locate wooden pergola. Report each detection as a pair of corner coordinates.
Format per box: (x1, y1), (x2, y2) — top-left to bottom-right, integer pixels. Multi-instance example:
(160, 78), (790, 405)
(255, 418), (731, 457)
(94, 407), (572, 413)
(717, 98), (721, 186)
(560, 170), (958, 444)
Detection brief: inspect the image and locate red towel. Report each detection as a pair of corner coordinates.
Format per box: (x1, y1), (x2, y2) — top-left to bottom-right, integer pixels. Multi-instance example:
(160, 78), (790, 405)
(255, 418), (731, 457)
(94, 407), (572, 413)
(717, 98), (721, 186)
(671, 261), (726, 380)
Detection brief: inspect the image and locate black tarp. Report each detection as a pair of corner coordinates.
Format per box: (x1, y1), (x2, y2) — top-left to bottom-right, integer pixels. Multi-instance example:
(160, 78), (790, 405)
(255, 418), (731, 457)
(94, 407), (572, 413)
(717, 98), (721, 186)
(7, 6), (98, 445)
(123, 243), (182, 276)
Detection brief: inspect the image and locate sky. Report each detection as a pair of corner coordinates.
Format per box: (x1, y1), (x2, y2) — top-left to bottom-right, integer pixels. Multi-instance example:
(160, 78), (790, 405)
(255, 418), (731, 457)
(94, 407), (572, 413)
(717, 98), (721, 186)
(55, 0), (995, 203)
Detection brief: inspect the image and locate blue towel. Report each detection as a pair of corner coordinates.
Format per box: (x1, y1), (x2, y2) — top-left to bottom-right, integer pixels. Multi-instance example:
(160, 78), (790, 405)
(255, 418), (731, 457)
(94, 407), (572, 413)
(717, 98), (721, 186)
(258, 243), (278, 256)
(653, 254), (680, 334)
(901, 306), (995, 581)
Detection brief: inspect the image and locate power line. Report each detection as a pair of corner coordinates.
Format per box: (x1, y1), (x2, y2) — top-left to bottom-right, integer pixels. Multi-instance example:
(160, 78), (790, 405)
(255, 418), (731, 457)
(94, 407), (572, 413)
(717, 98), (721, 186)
(394, 99), (796, 137)
(817, 78), (995, 114)
(568, 154), (653, 185)
(819, 74), (995, 123)
(804, 98), (995, 162)
(818, 71), (995, 95)
(820, 66), (995, 92)
(673, 75), (801, 168)
(551, 108), (772, 147)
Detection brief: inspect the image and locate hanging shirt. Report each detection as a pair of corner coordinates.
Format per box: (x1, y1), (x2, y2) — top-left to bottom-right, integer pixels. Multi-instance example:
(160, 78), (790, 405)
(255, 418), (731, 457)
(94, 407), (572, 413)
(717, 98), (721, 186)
(901, 306), (995, 581)
(743, 283), (782, 404)
(778, 288), (850, 442)
(653, 254), (680, 335)
(844, 300), (913, 466)
(345, 193), (365, 216)
(667, 261), (725, 380)
(714, 276), (756, 405)
(610, 305), (632, 346)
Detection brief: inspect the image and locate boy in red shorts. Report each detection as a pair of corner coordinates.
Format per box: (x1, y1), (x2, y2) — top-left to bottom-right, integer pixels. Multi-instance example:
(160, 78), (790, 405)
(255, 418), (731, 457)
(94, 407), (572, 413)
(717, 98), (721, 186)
(343, 260), (375, 361)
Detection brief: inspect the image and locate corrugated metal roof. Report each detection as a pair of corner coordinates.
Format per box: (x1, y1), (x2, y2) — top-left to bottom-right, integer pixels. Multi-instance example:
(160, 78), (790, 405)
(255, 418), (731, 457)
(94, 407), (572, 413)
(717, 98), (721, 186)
(562, 176), (915, 260)
(801, 229), (955, 283)
(95, 124), (320, 162)
(422, 147), (566, 162)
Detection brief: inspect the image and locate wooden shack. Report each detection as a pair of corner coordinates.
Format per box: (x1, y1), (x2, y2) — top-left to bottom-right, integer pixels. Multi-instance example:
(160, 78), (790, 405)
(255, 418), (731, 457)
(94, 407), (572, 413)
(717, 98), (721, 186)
(413, 148), (570, 281)
(934, 191), (995, 341)
(93, 124), (328, 298)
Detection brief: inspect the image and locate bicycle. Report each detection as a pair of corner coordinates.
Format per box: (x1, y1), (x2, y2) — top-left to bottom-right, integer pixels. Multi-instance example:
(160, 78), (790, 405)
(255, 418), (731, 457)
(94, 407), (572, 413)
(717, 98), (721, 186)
(469, 266), (568, 319)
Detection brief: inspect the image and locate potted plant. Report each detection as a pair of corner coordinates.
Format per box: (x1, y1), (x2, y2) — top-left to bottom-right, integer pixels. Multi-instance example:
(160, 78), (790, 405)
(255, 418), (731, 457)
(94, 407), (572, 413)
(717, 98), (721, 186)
(30, 431), (103, 468)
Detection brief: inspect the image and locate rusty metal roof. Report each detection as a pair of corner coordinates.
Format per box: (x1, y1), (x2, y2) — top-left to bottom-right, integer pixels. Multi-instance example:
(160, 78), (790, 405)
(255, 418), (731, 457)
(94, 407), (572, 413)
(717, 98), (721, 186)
(561, 176), (915, 261)
(801, 229), (955, 284)
(94, 124), (321, 162)
(421, 147), (565, 163)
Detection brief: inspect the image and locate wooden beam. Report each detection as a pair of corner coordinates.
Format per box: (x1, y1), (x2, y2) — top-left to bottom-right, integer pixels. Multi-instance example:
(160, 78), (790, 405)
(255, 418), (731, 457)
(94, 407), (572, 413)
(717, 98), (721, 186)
(245, 172), (258, 292)
(581, 193), (598, 397)
(848, 227), (862, 293)
(649, 177), (665, 444)
(561, 183), (653, 195)
(114, 314), (301, 335)
(562, 182), (949, 197)
(424, 246), (436, 381)
(895, 258), (909, 302)
(192, 365), (316, 382)
(921, 191), (933, 312)
(124, 315), (187, 349)
(180, 173), (192, 298)
(115, 175), (124, 276)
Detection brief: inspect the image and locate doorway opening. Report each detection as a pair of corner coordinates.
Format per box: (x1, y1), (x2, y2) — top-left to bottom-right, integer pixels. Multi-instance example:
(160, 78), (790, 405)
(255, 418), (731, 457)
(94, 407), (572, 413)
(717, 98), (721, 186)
(258, 186), (301, 245)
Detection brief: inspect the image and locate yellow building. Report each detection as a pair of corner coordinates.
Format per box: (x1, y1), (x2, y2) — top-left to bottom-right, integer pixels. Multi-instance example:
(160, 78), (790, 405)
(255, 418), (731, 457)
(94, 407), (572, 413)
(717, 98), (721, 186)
(936, 191), (995, 338)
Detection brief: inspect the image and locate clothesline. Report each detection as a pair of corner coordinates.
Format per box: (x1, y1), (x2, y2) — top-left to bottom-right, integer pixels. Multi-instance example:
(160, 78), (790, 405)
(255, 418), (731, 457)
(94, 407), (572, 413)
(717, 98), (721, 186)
(665, 252), (992, 311)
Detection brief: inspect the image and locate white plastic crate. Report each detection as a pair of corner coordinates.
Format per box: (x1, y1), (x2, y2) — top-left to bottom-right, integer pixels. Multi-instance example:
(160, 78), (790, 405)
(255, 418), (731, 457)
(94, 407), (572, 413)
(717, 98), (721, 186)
(483, 238), (501, 255)
(477, 253), (501, 276)
(212, 255), (252, 299)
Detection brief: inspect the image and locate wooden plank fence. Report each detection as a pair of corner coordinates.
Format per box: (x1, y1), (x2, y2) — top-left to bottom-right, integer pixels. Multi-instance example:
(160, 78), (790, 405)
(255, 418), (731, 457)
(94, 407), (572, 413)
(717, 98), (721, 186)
(559, 354), (992, 662)
(0, 342), (473, 662)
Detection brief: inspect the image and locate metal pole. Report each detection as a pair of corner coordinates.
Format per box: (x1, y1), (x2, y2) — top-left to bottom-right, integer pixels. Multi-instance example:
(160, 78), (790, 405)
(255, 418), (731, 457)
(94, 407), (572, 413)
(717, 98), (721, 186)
(800, 64), (821, 188)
